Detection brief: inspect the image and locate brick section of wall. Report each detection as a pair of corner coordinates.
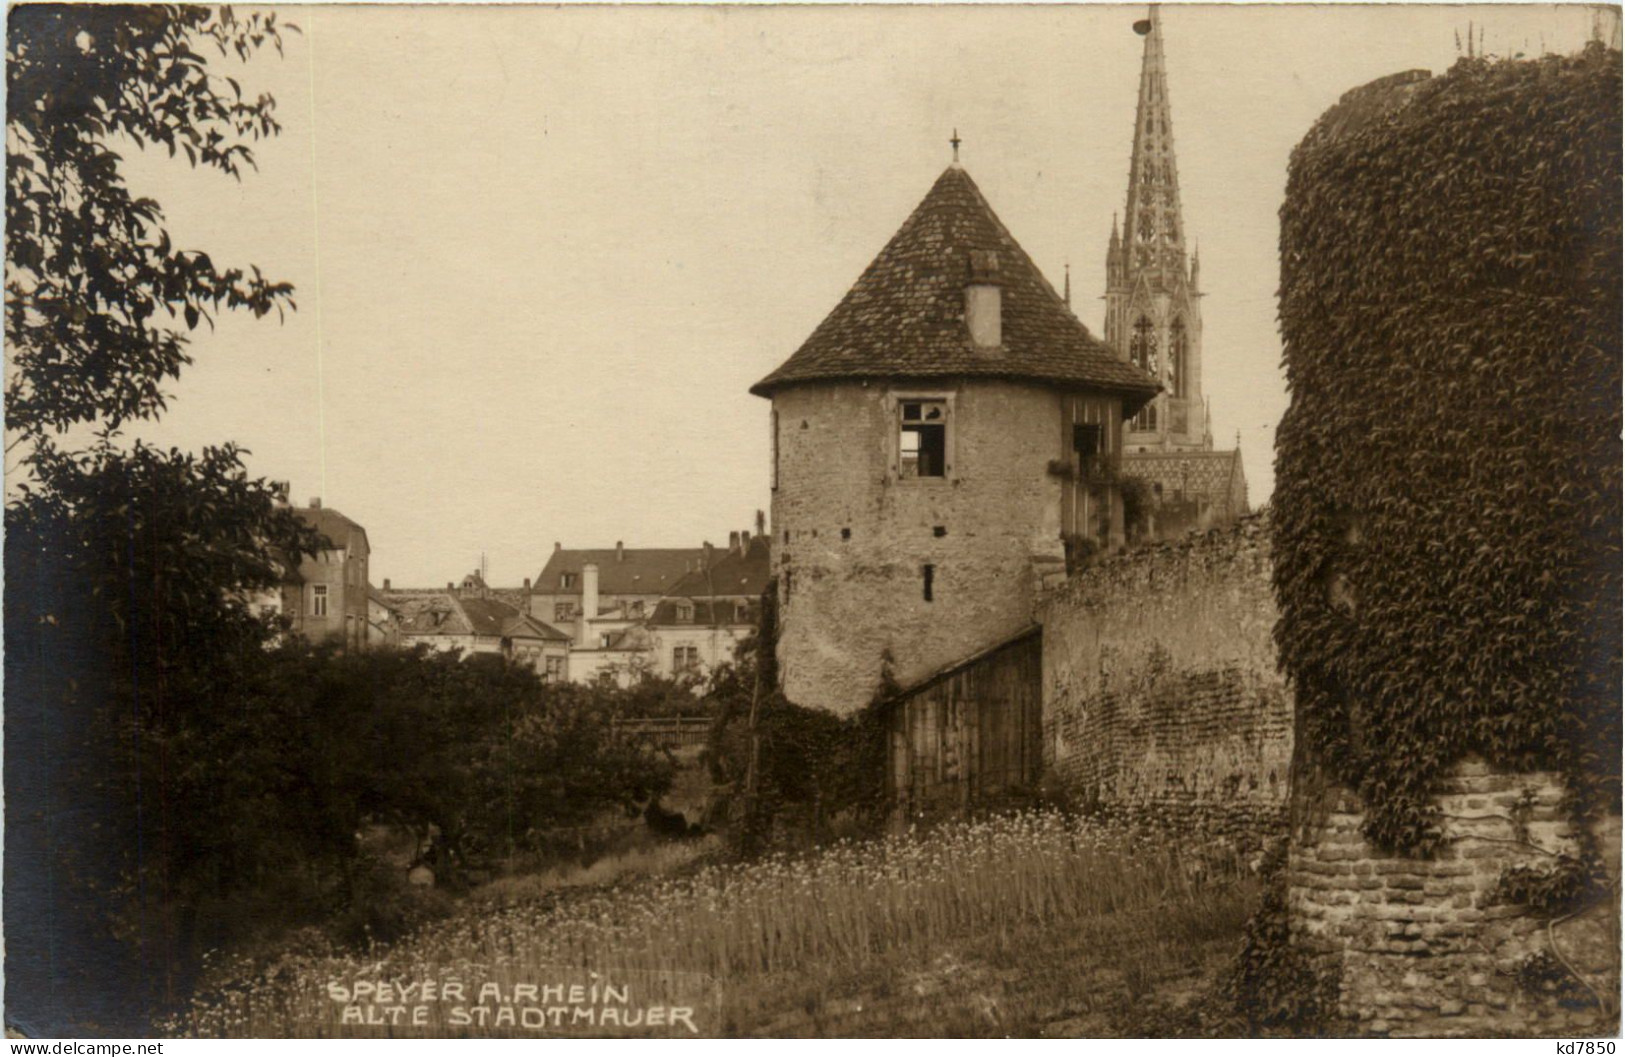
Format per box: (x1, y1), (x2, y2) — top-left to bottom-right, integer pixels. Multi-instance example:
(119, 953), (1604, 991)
(1290, 760), (1621, 1037)
(1038, 513), (1289, 840)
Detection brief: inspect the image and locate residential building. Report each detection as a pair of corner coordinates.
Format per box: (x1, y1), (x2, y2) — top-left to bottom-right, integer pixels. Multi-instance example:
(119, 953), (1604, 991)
(391, 581), (571, 679)
(529, 543), (708, 627)
(647, 531), (770, 677)
(366, 586), (400, 647)
(274, 499), (371, 650)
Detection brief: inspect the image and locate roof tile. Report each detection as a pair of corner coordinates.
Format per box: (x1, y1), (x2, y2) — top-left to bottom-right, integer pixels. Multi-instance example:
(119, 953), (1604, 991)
(751, 165), (1160, 404)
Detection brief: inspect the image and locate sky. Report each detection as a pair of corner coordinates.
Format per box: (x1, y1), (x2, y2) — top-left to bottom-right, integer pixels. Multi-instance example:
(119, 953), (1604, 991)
(105, 3), (1603, 588)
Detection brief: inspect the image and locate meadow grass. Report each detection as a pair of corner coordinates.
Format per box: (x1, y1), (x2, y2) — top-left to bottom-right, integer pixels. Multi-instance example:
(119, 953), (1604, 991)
(164, 810), (1255, 1037)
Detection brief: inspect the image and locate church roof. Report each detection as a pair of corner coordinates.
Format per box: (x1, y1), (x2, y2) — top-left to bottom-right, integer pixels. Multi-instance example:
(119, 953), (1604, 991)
(750, 165), (1159, 406)
(1120, 448), (1250, 517)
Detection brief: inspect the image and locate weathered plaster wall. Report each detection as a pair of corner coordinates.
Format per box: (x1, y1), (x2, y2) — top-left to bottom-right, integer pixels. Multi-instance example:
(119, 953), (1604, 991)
(1038, 513), (1289, 837)
(1290, 760), (1621, 1037)
(771, 379), (1108, 715)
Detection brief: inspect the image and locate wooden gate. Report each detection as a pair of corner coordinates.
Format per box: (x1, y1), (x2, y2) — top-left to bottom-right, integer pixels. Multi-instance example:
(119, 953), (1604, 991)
(886, 627), (1044, 818)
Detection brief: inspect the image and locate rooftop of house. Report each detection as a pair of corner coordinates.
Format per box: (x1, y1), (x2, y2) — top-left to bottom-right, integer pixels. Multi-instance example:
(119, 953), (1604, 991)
(395, 593), (569, 642)
(750, 164), (1160, 406)
(291, 502), (369, 555)
(663, 535), (771, 599)
(648, 598), (759, 627)
(532, 545), (709, 597)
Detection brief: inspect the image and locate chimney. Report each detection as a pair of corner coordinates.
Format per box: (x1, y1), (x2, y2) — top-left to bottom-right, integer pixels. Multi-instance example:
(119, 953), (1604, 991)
(965, 250), (1002, 350)
(383, 578), (391, 591)
(523, 577), (531, 593)
(616, 541), (624, 563)
(729, 531), (740, 552)
(582, 562), (600, 622)
(554, 541), (561, 552)
(309, 496), (323, 509)
(755, 509), (766, 537)
(703, 541), (714, 568)
(447, 581), (455, 593)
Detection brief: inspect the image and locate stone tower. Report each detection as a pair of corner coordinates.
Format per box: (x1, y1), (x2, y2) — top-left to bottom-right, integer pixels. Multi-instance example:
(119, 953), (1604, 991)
(1105, 5), (1210, 453)
(752, 160), (1158, 715)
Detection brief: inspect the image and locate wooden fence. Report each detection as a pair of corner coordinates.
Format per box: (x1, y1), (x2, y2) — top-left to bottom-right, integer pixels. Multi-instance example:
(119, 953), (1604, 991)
(612, 715), (713, 749)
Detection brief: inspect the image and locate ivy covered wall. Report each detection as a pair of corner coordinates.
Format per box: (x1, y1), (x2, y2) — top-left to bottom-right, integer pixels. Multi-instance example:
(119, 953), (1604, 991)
(1274, 47), (1622, 853)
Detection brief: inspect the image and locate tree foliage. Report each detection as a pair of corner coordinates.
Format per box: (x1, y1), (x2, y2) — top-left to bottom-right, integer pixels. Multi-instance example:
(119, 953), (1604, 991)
(4, 6), (302, 1032)
(6, 4), (296, 440)
(1274, 47), (1622, 852)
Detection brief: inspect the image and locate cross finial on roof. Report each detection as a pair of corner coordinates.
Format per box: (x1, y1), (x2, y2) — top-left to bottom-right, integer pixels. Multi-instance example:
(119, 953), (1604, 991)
(950, 129), (962, 163)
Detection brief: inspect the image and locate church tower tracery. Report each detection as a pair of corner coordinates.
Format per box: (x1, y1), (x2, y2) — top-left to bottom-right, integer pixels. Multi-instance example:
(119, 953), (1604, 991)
(1105, 5), (1209, 451)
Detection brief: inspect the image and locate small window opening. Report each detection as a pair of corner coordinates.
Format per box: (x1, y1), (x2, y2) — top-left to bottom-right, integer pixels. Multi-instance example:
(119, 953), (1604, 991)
(932, 525), (947, 538)
(922, 564), (935, 602)
(1073, 424), (1102, 458)
(841, 528), (851, 541)
(784, 529), (790, 544)
(899, 400), (947, 478)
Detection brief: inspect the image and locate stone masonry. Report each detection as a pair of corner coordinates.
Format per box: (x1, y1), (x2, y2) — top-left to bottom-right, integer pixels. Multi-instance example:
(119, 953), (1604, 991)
(1038, 512), (1289, 841)
(771, 379), (1092, 715)
(1290, 759), (1621, 1037)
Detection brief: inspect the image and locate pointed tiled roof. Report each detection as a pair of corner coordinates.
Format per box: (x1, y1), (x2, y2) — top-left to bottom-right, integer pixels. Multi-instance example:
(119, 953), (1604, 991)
(751, 165), (1158, 405)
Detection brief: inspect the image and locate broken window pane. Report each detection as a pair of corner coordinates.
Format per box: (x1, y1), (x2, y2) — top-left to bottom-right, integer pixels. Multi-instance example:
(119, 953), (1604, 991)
(899, 399), (947, 478)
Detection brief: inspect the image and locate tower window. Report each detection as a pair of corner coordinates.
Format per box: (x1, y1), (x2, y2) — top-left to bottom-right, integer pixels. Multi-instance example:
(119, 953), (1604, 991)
(898, 399), (948, 478)
(1130, 315), (1158, 375)
(922, 564), (935, 602)
(1170, 318), (1187, 398)
(311, 584), (328, 617)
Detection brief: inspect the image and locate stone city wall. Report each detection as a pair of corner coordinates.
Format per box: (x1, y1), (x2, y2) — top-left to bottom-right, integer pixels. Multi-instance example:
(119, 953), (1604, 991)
(1289, 758), (1621, 1037)
(1038, 513), (1290, 842)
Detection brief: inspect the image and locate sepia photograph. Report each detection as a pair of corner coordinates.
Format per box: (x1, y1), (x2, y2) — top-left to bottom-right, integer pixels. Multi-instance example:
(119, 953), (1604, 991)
(4, 0), (1621, 1040)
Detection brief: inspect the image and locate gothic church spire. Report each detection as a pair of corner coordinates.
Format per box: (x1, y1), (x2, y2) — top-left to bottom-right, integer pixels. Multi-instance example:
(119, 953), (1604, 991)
(1122, 5), (1187, 278)
(1105, 5), (1207, 452)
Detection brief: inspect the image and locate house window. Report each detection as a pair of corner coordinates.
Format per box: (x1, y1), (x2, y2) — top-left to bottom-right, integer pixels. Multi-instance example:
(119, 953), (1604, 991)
(544, 655), (565, 683)
(673, 645), (699, 671)
(311, 584), (329, 617)
(898, 399), (947, 478)
(555, 602), (574, 622)
(629, 600), (645, 618)
(599, 633), (612, 649)
(560, 572), (577, 589)
(676, 601), (695, 623)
